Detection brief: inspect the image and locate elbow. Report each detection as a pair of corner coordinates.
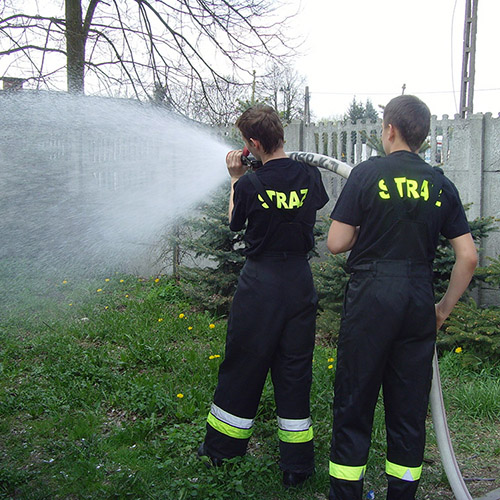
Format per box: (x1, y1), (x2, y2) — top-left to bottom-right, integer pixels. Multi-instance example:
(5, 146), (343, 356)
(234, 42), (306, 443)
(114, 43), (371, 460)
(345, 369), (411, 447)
(460, 246), (478, 274)
(327, 239), (343, 255)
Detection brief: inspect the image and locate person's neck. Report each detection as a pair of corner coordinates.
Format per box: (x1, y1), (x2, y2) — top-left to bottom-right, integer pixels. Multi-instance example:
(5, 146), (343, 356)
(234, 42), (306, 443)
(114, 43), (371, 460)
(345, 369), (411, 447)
(385, 138), (412, 155)
(261, 147), (288, 165)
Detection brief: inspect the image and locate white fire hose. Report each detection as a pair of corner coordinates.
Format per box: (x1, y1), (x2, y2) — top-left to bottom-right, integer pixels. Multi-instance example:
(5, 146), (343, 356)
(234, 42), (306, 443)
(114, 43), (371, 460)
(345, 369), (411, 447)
(289, 151), (473, 500)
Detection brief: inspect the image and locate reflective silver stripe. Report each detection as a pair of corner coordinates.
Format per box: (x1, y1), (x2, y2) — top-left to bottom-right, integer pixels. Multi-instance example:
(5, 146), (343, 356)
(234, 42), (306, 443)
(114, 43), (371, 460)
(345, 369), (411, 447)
(277, 416), (312, 432)
(210, 403), (254, 430)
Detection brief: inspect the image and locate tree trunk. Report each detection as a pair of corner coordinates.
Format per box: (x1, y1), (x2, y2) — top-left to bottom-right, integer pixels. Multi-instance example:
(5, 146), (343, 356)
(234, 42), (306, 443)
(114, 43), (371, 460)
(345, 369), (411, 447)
(65, 0), (85, 93)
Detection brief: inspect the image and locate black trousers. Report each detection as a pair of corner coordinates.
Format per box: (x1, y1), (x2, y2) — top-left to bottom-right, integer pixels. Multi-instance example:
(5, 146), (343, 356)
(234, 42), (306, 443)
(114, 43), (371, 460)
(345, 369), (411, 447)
(204, 254), (317, 473)
(329, 261), (436, 500)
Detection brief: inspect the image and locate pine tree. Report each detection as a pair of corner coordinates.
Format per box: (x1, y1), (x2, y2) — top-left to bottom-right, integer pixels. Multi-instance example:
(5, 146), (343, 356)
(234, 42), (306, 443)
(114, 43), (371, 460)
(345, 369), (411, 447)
(180, 182), (245, 316)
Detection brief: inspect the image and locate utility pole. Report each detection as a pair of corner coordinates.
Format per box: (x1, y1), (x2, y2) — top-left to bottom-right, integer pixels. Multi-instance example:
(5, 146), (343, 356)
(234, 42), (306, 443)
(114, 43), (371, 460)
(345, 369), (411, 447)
(459, 0), (479, 118)
(304, 86), (310, 125)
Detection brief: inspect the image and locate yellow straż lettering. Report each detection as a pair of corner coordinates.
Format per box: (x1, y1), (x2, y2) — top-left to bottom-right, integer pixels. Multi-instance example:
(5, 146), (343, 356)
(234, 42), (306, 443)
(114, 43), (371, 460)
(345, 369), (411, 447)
(435, 189), (442, 207)
(257, 194), (269, 209)
(420, 180), (429, 201)
(378, 179), (390, 199)
(266, 190), (276, 202)
(258, 189), (309, 209)
(406, 179), (420, 199)
(394, 177), (406, 198)
(288, 191), (301, 209)
(276, 192), (288, 209)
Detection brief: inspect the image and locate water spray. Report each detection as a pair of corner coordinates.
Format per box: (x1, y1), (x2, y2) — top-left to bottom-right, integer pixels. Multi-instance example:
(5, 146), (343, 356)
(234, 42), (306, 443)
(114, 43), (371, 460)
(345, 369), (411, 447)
(288, 150), (474, 500)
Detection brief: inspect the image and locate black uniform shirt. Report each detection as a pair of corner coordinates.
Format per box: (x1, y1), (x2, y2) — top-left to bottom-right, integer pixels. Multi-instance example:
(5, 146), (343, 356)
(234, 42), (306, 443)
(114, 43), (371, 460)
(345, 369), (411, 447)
(331, 151), (470, 268)
(231, 157), (329, 257)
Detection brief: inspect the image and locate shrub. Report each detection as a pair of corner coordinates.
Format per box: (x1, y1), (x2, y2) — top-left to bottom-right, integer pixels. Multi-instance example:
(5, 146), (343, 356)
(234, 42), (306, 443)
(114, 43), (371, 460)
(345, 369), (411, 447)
(178, 183), (245, 316)
(438, 298), (500, 361)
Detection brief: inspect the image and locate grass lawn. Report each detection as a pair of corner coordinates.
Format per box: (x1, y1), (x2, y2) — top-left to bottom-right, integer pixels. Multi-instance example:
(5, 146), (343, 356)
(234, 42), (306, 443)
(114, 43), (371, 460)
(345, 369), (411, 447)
(0, 261), (499, 499)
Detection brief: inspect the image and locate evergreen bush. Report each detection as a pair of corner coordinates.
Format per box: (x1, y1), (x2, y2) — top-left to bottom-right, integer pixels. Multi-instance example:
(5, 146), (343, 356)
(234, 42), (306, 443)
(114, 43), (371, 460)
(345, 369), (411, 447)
(178, 183), (245, 316)
(438, 298), (500, 361)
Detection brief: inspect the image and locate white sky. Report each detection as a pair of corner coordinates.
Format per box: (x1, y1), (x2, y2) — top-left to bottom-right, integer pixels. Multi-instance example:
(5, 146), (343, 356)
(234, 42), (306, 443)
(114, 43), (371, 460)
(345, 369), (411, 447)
(289, 0), (500, 121)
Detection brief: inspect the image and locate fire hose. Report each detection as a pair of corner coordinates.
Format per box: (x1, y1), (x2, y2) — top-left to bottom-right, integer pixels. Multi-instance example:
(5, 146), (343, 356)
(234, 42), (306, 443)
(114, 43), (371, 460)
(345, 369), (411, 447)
(287, 151), (474, 500)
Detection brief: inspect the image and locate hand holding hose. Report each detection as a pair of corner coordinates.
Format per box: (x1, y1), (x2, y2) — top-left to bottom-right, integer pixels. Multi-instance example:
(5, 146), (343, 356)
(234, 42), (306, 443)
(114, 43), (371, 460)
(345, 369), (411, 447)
(226, 149), (248, 181)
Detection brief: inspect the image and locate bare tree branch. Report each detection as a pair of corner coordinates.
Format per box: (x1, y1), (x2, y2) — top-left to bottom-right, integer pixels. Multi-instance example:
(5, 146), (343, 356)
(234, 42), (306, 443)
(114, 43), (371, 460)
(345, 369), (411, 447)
(0, 0), (300, 122)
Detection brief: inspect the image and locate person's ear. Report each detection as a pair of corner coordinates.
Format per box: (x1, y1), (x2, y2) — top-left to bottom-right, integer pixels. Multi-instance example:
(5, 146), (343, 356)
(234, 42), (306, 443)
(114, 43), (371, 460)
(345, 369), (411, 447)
(387, 124), (396, 142)
(249, 138), (261, 150)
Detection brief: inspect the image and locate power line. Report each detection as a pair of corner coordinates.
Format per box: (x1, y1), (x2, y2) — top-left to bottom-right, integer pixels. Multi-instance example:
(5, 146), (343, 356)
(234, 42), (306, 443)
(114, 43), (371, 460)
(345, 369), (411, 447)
(311, 88), (500, 96)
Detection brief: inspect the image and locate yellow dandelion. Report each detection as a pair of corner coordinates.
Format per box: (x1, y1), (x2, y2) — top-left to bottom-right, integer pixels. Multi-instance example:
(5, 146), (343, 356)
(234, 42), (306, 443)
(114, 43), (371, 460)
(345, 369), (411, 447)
(97, 289), (102, 293)
(328, 364), (334, 370)
(455, 347), (463, 353)
(62, 280), (68, 284)
(214, 354), (221, 358)
(105, 306), (109, 310)
(158, 318), (164, 322)
(176, 393), (184, 399)
(179, 313), (185, 319)
(125, 294), (129, 298)
(188, 326), (193, 331)
(105, 278), (110, 282)
(154, 278), (160, 283)
(69, 303), (73, 306)
(120, 279), (124, 283)
(209, 323), (215, 329)
(209, 355), (215, 360)
(328, 357), (334, 362)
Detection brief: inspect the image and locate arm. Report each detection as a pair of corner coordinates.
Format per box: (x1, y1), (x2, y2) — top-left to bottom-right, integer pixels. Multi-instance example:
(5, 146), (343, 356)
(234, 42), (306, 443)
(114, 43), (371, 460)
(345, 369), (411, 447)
(435, 232), (478, 330)
(327, 220), (359, 254)
(226, 150), (248, 223)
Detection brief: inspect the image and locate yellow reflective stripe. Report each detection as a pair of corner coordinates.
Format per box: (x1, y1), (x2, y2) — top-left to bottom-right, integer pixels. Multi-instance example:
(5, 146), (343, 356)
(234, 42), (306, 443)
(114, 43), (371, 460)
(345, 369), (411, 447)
(385, 460), (422, 481)
(329, 461), (366, 481)
(207, 413), (253, 440)
(278, 426), (314, 443)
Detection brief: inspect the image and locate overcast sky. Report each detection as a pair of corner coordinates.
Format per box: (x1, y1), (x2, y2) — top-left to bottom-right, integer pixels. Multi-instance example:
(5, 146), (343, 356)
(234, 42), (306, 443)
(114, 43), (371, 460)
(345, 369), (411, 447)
(288, 0), (500, 121)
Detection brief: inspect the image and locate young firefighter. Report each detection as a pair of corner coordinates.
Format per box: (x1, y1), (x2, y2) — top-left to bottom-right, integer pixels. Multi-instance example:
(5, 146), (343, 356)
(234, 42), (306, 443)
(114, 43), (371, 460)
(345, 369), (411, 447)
(327, 95), (477, 500)
(198, 104), (329, 487)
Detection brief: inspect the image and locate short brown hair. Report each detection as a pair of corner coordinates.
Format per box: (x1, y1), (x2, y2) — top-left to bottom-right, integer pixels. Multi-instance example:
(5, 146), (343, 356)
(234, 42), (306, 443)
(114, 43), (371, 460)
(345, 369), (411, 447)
(383, 95), (431, 152)
(236, 104), (284, 154)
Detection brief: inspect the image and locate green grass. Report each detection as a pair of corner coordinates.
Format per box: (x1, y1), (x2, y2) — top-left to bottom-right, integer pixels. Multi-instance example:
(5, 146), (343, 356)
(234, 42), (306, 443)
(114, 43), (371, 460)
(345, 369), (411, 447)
(0, 260), (499, 499)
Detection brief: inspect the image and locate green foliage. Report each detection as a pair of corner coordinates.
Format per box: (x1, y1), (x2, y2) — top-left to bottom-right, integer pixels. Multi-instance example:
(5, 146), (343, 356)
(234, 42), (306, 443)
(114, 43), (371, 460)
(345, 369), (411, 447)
(0, 262), (499, 499)
(438, 298), (500, 360)
(311, 253), (348, 343)
(179, 183), (245, 316)
(438, 351), (500, 421)
(475, 254), (500, 288)
(343, 97), (379, 123)
(433, 214), (498, 298)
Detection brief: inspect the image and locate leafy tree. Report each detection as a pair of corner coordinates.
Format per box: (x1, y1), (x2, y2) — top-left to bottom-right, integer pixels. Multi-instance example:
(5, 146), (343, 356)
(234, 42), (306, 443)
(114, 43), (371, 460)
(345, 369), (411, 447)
(0, 0), (297, 118)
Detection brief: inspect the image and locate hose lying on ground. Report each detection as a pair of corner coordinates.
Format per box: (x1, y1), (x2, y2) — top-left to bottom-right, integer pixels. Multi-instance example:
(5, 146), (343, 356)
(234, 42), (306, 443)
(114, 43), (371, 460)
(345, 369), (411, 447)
(289, 151), (473, 500)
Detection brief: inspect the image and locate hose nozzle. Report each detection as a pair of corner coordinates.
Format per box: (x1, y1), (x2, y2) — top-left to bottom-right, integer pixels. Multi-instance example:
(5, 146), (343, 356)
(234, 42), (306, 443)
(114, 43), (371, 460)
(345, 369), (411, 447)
(241, 147), (262, 170)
